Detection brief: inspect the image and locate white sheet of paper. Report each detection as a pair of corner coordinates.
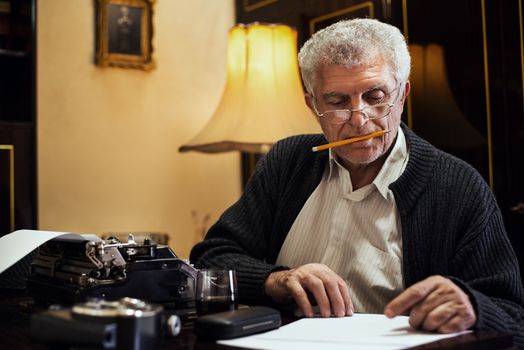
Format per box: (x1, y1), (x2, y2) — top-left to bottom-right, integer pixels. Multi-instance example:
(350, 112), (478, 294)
(218, 313), (470, 350)
(0, 229), (101, 273)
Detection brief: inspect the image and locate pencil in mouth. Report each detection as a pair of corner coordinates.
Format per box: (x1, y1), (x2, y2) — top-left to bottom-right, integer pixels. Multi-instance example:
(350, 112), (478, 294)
(311, 129), (391, 152)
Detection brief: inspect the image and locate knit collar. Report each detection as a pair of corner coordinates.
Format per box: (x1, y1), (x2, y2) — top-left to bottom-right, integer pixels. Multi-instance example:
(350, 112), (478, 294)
(390, 123), (439, 217)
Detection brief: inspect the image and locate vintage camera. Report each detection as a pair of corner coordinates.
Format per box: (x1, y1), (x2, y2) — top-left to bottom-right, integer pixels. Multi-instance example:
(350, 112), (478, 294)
(30, 297), (181, 350)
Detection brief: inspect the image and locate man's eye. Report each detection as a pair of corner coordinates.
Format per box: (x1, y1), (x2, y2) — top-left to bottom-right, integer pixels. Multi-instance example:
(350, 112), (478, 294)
(364, 91), (386, 104)
(324, 94), (349, 107)
(325, 100), (347, 108)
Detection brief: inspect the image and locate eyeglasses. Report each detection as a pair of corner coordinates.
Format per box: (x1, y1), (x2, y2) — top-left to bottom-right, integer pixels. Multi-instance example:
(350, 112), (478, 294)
(312, 83), (404, 124)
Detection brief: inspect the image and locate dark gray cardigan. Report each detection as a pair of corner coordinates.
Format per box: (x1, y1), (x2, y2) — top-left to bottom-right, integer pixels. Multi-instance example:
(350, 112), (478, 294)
(190, 124), (524, 347)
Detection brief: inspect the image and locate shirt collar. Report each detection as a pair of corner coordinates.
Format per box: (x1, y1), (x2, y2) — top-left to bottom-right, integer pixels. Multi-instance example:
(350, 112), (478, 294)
(327, 149), (343, 182)
(372, 127), (408, 201)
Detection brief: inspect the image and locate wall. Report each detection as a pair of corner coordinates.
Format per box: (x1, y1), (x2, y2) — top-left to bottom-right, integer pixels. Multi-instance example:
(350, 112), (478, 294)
(37, 0), (239, 258)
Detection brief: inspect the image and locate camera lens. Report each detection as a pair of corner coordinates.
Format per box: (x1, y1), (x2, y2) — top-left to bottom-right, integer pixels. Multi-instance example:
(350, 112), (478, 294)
(166, 315), (181, 336)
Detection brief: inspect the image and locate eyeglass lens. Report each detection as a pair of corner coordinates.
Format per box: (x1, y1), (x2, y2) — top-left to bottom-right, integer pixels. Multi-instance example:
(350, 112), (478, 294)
(325, 105), (392, 124)
(317, 83), (403, 124)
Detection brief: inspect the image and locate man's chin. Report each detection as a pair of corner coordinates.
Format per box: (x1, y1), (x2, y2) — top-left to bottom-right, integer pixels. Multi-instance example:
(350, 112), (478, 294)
(336, 149), (381, 166)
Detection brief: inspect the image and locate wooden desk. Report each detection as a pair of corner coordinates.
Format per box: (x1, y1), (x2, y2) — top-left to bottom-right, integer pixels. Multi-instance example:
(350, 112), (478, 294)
(0, 292), (514, 350)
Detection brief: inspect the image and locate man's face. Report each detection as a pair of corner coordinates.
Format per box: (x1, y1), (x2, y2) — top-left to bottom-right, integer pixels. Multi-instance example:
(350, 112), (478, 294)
(306, 61), (409, 169)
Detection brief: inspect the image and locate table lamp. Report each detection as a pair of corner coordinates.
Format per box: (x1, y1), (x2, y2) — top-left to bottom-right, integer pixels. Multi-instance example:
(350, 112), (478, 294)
(179, 22), (319, 164)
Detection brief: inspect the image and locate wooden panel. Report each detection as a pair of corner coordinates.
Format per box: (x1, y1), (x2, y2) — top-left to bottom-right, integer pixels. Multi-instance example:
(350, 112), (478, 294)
(400, 0), (491, 185)
(0, 0), (36, 237)
(308, 1), (374, 34)
(236, 0), (384, 52)
(0, 123), (36, 236)
(242, 0), (278, 12)
(0, 144), (14, 233)
(484, 0), (524, 278)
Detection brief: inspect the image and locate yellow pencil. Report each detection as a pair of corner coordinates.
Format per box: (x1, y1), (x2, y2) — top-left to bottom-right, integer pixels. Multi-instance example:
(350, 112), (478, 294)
(311, 129), (391, 152)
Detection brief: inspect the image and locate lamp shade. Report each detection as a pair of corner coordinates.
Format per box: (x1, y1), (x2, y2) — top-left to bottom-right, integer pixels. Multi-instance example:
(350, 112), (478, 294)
(179, 23), (319, 154)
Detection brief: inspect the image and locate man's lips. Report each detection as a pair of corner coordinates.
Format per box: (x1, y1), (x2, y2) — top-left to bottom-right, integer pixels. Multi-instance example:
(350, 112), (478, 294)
(312, 130), (390, 152)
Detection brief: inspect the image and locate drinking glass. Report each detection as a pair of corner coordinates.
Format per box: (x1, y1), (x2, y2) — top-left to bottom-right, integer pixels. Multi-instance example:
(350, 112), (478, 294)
(195, 269), (237, 316)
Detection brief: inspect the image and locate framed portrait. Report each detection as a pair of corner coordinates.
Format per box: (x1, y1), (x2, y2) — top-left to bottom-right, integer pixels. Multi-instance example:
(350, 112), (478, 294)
(95, 0), (155, 70)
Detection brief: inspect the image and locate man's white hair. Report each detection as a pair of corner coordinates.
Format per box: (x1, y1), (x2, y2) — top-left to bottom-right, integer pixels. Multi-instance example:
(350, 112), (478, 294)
(298, 18), (411, 94)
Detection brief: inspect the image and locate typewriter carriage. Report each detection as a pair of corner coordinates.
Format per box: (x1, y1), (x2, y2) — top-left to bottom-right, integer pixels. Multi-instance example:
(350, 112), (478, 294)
(27, 234), (197, 309)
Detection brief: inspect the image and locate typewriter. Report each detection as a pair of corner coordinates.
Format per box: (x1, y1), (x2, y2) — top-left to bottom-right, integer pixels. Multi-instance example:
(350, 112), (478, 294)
(27, 234), (197, 310)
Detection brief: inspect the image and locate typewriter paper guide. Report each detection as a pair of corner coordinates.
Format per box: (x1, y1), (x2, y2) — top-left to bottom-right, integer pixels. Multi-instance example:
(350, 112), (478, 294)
(0, 230), (101, 274)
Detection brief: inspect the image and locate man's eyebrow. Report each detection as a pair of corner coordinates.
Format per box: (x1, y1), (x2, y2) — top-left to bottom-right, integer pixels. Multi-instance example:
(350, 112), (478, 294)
(364, 83), (389, 92)
(321, 84), (390, 100)
(322, 92), (349, 100)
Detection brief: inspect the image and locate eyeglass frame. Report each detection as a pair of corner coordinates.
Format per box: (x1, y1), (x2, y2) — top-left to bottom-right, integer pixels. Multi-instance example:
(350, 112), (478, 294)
(310, 82), (405, 124)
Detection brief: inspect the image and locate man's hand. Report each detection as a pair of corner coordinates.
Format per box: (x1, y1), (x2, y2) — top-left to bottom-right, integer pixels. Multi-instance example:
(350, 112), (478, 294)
(264, 263), (353, 318)
(384, 275), (476, 333)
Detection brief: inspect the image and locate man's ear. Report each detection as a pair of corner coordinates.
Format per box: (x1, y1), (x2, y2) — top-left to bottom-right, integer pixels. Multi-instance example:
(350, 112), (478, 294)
(304, 93), (320, 122)
(304, 93), (314, 110)
(402, 80), (411, 101)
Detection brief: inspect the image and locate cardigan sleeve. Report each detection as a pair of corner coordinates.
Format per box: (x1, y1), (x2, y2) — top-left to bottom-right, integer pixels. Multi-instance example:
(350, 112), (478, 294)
(450, 190), (524, 348)
(394, 138), (524, 347)
(189, 155), (282, 305)
(190, 135), (321, 304)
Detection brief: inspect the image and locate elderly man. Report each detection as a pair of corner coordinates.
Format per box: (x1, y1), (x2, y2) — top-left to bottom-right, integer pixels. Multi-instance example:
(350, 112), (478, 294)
(190, 18), (524, 346)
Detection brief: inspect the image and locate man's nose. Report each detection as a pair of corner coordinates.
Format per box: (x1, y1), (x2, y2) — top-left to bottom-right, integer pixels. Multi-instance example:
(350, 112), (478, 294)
(347, 105), (368, 127)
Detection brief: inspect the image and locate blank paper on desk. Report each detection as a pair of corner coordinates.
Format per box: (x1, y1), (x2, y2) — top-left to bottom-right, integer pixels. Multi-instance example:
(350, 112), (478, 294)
(218, 313), (470, 350)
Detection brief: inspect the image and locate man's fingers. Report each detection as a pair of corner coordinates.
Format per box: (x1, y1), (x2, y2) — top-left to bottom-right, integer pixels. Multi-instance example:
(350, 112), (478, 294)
(287, 279), (314, 317)
(408, 287), (453, 328)
(437, 314), (470, 333)
(309, 269), (352, 317)
(384, 276), (476, 335)
(385, 277), (439, 317)
(417, 302), (457, 331)
(264, 263), (353, 318)
(303, 276), (331, 317)
(338, 280), (354, 316)
(323, 278), (345, 317)
(437, 299), (476, 333)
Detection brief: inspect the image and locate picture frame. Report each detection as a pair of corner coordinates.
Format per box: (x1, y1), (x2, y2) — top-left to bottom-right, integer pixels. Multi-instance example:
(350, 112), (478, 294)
(95, 0), (155, 70)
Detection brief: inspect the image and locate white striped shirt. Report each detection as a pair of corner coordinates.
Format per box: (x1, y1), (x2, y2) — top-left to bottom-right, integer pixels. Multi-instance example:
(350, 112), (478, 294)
(276, 128), (409, 313)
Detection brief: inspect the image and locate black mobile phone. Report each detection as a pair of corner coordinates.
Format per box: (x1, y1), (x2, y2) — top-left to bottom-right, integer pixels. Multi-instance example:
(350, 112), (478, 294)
(194, 306), (281, 340)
